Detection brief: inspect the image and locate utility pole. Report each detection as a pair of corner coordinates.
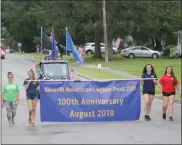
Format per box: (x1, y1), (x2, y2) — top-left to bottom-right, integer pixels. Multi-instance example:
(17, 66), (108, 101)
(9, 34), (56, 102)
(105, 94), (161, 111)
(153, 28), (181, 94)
(103, 0), (108, 63)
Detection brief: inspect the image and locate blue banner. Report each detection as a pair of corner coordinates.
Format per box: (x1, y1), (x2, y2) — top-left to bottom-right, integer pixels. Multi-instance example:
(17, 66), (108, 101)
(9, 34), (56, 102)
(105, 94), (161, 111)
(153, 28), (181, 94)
(40, 80), (141, 122)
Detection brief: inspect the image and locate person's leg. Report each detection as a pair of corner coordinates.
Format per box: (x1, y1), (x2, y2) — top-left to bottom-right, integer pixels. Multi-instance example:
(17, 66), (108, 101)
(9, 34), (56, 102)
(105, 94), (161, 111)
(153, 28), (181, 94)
(12, 102), (18, 125)
(61, 54), (63, 60)
(143, 93), (150, 120)
(31, 98), (38, 125)
(83, 54), (85, 63)
(168, 94), (175, 121)
(27, 99), (33, 124)
(162, 94), (169, 119)
(148, 94), (154, 118)
(5, 101), (13, 126)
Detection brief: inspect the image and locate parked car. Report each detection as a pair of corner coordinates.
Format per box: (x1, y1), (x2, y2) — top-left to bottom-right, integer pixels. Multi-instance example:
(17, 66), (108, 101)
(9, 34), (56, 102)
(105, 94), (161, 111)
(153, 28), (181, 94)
(85, 42), (118, 56)
(10, 49), (13, 53)
(120, 46), (161, 59)
(1, 49), (5, 59)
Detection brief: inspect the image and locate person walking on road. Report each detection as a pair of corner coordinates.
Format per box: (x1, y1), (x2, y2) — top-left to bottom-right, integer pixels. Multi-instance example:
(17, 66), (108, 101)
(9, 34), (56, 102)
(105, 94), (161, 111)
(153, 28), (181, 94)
(2, 72), (20, 127)
(141, 64), (158, 121)
(159, 66), (181, 121)
(23, 69), (39, 126)
(78, 45), (86, 63)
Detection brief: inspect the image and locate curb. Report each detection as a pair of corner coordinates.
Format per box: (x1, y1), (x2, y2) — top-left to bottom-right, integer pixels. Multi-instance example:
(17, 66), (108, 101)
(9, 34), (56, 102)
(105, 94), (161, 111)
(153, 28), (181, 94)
(22, 54), (181, 104)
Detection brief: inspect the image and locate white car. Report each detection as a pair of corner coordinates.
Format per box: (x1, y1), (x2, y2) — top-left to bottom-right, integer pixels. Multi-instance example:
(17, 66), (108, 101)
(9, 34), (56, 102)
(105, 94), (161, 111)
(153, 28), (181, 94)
(120, 46), (162, 59)
(85, 42), (118, 56)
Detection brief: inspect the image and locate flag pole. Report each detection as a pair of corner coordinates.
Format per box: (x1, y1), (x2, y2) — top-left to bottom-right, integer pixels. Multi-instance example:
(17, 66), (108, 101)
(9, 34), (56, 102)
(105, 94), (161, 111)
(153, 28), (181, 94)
(66, 27), (68, 56)
(40, 27), (43, 60)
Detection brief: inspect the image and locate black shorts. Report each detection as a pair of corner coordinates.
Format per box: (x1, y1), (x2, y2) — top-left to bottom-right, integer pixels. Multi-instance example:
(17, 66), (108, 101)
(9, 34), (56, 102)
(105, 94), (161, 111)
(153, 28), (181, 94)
(162, 91), (176, 97)
(143, 92), (155, 95)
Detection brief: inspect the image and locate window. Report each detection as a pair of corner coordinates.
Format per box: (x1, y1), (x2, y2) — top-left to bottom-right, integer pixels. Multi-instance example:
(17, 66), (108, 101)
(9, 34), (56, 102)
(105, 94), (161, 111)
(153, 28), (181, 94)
(132, 47), (140, 50)
(141, 47), (149, 51)
(85, 43), (91, 46)
(43, 63), (68, 77)
(91, 44), (95, 47)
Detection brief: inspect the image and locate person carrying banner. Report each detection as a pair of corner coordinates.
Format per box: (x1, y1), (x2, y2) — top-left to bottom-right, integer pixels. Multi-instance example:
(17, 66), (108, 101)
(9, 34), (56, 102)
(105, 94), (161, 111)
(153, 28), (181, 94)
(141, 64), (158, 121)
(159, 66), (181, 121)
(2, 72), (20, 127)
(23, 69), (39, 126)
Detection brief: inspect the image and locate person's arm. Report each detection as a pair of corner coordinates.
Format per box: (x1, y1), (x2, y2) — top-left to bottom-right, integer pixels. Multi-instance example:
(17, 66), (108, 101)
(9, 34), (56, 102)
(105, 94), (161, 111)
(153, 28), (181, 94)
(159, 76), (164, 96)
(15, 84), (20, 104)
(140, 74), (145, 85)
(23, 79), (30, 90)
(176, 85), (181, 93)
(1, 84), (5, 104)
(175, 78), (181, 93)
(16, 91), (20, 102)
(36, 81), (40, 91)
(153, 74), (158, 85)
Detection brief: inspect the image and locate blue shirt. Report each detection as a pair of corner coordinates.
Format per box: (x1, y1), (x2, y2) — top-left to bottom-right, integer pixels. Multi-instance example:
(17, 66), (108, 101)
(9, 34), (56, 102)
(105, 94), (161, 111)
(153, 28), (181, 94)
(23, 79), (39, 96)
(141, 73), (157, 92)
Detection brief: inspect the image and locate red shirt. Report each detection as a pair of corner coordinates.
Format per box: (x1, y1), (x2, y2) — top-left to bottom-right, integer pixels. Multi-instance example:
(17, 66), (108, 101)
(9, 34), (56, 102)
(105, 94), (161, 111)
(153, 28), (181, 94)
(159, 74), (178, 93)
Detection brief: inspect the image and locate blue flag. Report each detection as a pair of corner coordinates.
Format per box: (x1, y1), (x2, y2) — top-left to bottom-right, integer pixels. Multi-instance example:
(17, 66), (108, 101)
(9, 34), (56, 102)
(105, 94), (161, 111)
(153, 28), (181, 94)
(66, 31), (83, 64)
(51, 28), (58, 60)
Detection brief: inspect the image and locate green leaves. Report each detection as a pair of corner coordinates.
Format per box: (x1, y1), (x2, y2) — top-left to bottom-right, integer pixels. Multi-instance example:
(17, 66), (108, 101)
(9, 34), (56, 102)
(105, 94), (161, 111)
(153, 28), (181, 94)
(1, 1), (181, 51)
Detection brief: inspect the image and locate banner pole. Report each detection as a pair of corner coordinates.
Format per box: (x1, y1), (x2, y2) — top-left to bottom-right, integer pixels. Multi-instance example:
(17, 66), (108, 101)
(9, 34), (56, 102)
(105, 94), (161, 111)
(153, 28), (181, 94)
(40, 27), (43, 60)
(27, 78), (157, 82)
(66, 27), (68, 56)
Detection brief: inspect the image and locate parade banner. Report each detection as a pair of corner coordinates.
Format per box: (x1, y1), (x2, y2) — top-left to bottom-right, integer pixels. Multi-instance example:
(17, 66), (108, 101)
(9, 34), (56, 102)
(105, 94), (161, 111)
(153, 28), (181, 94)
(40, 80), (141, 122)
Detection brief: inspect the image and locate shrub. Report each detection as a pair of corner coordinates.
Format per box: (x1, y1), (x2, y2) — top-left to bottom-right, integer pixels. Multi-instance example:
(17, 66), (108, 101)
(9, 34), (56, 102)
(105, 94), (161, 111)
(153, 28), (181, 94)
(163, 45), (176, 56)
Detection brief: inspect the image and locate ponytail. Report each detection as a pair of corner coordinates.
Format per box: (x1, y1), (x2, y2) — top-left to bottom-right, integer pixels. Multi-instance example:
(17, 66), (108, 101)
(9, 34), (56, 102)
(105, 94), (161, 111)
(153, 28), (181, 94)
(29, 69), (36, 80)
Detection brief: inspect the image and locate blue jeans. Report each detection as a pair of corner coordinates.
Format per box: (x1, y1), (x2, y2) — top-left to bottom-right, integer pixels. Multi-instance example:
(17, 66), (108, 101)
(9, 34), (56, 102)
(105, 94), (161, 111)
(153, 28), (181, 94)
(5, 101), (17, 124)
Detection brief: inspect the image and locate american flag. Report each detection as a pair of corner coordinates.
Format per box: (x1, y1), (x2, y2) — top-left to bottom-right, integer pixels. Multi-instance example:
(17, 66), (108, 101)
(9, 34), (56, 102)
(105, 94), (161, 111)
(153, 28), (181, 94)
(70, 68), (78, 78)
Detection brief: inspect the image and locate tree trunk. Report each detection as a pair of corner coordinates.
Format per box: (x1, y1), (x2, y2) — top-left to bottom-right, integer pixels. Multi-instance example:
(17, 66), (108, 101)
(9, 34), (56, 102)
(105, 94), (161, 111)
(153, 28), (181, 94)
(94, 24), (102, 58)
(155, 37), (162, 51)
(151, 38), (155, 49)
(108, 39), (114, 61)
(103, 0), (108, 63)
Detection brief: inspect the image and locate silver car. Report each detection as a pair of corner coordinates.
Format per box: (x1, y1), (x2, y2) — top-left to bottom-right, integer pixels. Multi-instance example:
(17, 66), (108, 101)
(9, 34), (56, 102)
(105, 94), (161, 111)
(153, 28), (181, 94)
(85, 42), (118, 56)
(120, 46), (162, 59)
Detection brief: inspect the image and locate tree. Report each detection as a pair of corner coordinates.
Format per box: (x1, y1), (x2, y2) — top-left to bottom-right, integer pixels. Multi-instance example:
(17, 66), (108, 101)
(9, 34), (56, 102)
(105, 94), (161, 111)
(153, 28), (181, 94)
(1, 1), (181, 54)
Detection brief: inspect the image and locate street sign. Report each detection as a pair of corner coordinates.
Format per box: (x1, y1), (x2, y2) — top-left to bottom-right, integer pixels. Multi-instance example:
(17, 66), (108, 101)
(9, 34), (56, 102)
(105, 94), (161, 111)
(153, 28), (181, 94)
(97, 64), (102, 69)
(17, 42), (22, 47)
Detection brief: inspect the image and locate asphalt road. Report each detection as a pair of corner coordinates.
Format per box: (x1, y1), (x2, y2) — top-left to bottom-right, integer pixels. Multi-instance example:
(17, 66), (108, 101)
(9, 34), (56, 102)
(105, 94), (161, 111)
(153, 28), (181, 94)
(1, 53), (181, 144)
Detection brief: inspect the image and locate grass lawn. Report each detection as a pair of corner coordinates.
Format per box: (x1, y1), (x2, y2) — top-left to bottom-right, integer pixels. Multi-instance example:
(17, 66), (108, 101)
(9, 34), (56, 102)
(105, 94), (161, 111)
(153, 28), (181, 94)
(81, 55), (181, 98)
(74, 67), (127, 80)
(25, 53), (181, 98)
(75, 55), (181, 82)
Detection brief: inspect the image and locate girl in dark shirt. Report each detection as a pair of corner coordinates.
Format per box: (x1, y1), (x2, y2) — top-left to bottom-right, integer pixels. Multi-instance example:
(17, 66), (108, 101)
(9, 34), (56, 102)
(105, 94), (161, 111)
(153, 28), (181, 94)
(141, 64), (158, 121)
(23, 69), (39, 126)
